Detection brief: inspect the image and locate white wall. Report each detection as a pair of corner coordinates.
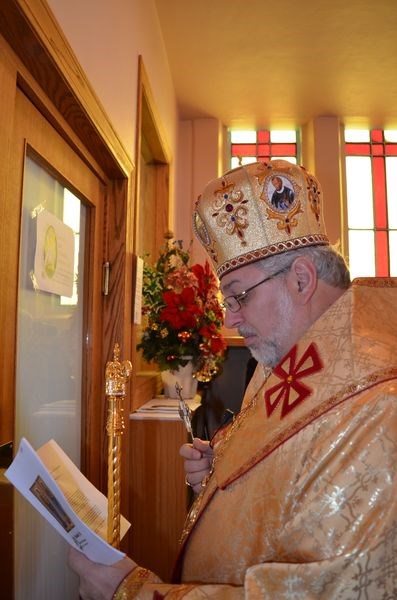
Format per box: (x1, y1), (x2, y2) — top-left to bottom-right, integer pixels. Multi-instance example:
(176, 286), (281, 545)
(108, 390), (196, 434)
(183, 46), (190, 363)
(47, 0), (178, 165)
(175, 118), (224, 264)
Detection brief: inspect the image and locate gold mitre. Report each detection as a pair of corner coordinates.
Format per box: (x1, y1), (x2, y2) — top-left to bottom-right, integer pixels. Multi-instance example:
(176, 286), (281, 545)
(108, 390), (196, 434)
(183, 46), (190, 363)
(193, 159), (329, 278)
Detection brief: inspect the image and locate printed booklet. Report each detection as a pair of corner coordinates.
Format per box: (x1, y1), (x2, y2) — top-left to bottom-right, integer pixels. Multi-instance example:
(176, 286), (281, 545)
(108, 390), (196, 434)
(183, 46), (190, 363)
(5, 437), (130, 565)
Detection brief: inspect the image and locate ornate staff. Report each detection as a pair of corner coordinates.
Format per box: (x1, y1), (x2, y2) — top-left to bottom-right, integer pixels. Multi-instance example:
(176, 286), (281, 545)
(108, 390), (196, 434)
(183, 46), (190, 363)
(105, 343), (132, 547)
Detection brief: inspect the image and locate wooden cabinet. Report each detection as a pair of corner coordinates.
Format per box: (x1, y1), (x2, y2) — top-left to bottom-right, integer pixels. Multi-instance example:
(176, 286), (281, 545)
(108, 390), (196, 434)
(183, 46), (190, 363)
(127, 408), (191, 581)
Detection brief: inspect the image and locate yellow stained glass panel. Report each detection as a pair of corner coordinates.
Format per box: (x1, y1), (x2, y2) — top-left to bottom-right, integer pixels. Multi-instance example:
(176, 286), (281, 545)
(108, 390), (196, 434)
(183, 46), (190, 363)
(345, 157), (373, 229)
(345, 129), (370, 142)
(386, 157), (397, 229)
(230, 130), (256, 143)
(389, 231), (397, 276)
(270, 130), (296, 143)
(231, 156), (256, 168)
(384, 130), (397, 143)
(348, 230), (375, 279)
(276, 157), (297, 164)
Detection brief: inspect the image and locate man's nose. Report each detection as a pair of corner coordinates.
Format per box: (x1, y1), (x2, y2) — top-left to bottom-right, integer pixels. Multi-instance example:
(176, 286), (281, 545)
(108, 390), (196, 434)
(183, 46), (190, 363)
(224, 307), (243, 329)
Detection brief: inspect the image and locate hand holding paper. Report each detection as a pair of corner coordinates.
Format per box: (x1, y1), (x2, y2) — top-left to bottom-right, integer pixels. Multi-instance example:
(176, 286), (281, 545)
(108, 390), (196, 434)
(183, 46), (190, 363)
(5, 438), (130, 565)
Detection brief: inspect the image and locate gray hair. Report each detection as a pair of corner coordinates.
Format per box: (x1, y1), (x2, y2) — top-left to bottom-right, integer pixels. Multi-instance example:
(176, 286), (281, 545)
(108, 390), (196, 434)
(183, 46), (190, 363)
(254, 244), (351, 289)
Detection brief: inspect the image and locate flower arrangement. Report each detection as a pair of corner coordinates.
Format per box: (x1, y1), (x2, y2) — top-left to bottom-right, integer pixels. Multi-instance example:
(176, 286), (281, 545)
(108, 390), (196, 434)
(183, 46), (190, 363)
(137, 237), (227, 382)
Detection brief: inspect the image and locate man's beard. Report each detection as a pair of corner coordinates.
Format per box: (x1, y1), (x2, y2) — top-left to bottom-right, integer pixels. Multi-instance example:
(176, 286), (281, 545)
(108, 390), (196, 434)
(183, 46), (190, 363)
(238, 286), (294, 368)
(239, 327), (280, 367)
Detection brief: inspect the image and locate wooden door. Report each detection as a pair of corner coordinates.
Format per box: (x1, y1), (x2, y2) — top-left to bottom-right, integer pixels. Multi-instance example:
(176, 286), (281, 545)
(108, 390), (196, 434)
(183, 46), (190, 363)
(0, 4), (134, 597)
(4, 85), (107, 600)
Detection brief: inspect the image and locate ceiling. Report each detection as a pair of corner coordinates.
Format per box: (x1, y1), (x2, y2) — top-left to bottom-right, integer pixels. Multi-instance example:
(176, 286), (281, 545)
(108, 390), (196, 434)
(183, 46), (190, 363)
(155, 0), (397, 130)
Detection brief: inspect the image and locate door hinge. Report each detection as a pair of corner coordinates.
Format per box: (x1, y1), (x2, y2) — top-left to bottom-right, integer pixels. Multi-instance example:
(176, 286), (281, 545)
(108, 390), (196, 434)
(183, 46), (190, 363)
(102, 261), (110, 296)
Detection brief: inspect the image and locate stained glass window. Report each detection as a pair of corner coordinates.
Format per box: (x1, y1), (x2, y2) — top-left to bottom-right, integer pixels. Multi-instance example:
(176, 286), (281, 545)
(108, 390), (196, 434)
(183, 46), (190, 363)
(345, 129), (397, 278)
(230, 130), (298, 169)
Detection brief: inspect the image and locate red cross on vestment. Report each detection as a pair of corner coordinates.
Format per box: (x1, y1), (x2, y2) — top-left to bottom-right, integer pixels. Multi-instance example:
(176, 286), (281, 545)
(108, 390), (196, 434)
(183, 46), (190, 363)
(264, 342), (323, 419)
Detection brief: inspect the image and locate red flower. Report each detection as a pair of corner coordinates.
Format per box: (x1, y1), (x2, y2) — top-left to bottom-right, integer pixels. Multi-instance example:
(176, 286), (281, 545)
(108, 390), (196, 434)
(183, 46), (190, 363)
(191, 261), (218, 298)
(160, 288), (202, 329)
(209, 336), (227, 354)
(199, 323), (227, 354)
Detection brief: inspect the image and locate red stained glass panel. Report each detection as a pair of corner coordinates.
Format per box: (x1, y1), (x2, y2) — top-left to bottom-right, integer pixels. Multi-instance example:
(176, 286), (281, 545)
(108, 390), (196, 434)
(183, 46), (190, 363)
(231, 144), (257, 156)
(372, 144), (384, 156)
(270, 144), (296, 156)
(375, 230), (389, 276)
(258, 144), (270, 156)
(373, 157), (387, 228)
(371, 130), (383, 142)
(230, 129), (297, 168)
(345, 128), (397, 278)
(258, 130), (270, 143)
(345, 143), (371, 155)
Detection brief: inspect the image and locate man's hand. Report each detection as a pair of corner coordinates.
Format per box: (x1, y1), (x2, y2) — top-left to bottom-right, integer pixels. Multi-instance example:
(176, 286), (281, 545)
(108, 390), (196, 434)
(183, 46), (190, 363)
(180, 437), (214, 495)
(68, 547), (136, 600)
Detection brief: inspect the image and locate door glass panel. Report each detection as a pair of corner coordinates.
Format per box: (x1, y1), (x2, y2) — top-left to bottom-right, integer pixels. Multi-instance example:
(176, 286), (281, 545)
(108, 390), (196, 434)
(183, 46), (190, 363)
(15, 154), (85, 599)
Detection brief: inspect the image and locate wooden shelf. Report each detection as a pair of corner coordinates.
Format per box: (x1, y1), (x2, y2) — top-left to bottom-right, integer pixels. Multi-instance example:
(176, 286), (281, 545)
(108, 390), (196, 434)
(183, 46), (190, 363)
(127, 412), (190, 581)
(224, 335), (245, 347)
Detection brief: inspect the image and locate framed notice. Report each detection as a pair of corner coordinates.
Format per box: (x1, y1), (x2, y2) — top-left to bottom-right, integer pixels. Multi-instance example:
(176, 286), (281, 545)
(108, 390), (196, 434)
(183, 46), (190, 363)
(34, 209), (75, 297)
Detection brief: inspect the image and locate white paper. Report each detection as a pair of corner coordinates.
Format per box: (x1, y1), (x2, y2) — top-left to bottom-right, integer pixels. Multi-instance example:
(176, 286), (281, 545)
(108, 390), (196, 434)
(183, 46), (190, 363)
(34, 209), (75, 297)
(5, 438), (129, 565)
(133, 256), (144, 325)
(130, 396), (201, 421)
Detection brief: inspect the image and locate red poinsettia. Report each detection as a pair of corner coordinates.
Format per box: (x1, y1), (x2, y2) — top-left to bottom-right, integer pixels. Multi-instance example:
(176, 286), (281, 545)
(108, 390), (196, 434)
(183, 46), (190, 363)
(192, 261), (224, 318)
(199, 323), (227, 354)
(138, 238), (226, 377)
(191, 262), (217, 297)
(160, 287), (202, 329)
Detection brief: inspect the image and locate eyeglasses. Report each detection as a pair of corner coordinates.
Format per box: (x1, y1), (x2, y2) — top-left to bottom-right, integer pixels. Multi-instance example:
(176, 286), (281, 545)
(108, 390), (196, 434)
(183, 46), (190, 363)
(221, 266), (290, 313)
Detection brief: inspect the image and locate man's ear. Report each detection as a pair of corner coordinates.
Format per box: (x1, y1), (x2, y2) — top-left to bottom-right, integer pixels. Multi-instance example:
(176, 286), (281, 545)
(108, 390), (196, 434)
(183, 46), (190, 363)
(286, 257), (317, 304)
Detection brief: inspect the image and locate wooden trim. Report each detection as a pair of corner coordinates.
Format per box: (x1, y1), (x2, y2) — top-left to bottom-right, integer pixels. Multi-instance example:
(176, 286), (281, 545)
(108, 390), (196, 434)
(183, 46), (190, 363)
(0, 44), (18, 446)
(132, 56), (171, 410)
(225, 335), (246, 347)
(137, 55), (171, 165)
(101, 177), (134, 488)
(133, 56), (170, 254)
(16, 72), (108, 184)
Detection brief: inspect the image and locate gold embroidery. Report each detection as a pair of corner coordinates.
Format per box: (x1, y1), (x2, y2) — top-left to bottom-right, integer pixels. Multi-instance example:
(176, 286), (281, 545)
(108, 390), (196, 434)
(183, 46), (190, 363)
(222, 366), (397, 487)
(112, 567), (152, 599)
(354, 277), (397, 287)
(217, 234), (329, 278)
(212, 178), (249, 245)
(180, 367), (272, 543)
(254, 161), (271, 184)
(265, 200), (303, 236)
(307, 173), (322, 223)
(180, 366), (397, 544)
(162, 584), (196, 599)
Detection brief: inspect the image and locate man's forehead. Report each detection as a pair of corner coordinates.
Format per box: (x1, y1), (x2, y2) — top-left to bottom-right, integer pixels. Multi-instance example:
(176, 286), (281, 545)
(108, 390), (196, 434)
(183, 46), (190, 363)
(220, 275), (242, 294)
(220, 264), (257, 293)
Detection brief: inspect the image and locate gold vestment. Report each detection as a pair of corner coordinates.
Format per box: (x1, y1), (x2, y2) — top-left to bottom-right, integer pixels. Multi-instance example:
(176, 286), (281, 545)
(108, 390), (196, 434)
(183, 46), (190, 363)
(116, 279), (397, 599)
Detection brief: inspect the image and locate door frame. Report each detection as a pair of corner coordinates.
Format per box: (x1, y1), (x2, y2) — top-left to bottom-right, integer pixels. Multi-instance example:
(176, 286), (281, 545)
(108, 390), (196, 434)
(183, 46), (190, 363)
(0, 0), (134, 492)
(133, 56), (172, 407)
